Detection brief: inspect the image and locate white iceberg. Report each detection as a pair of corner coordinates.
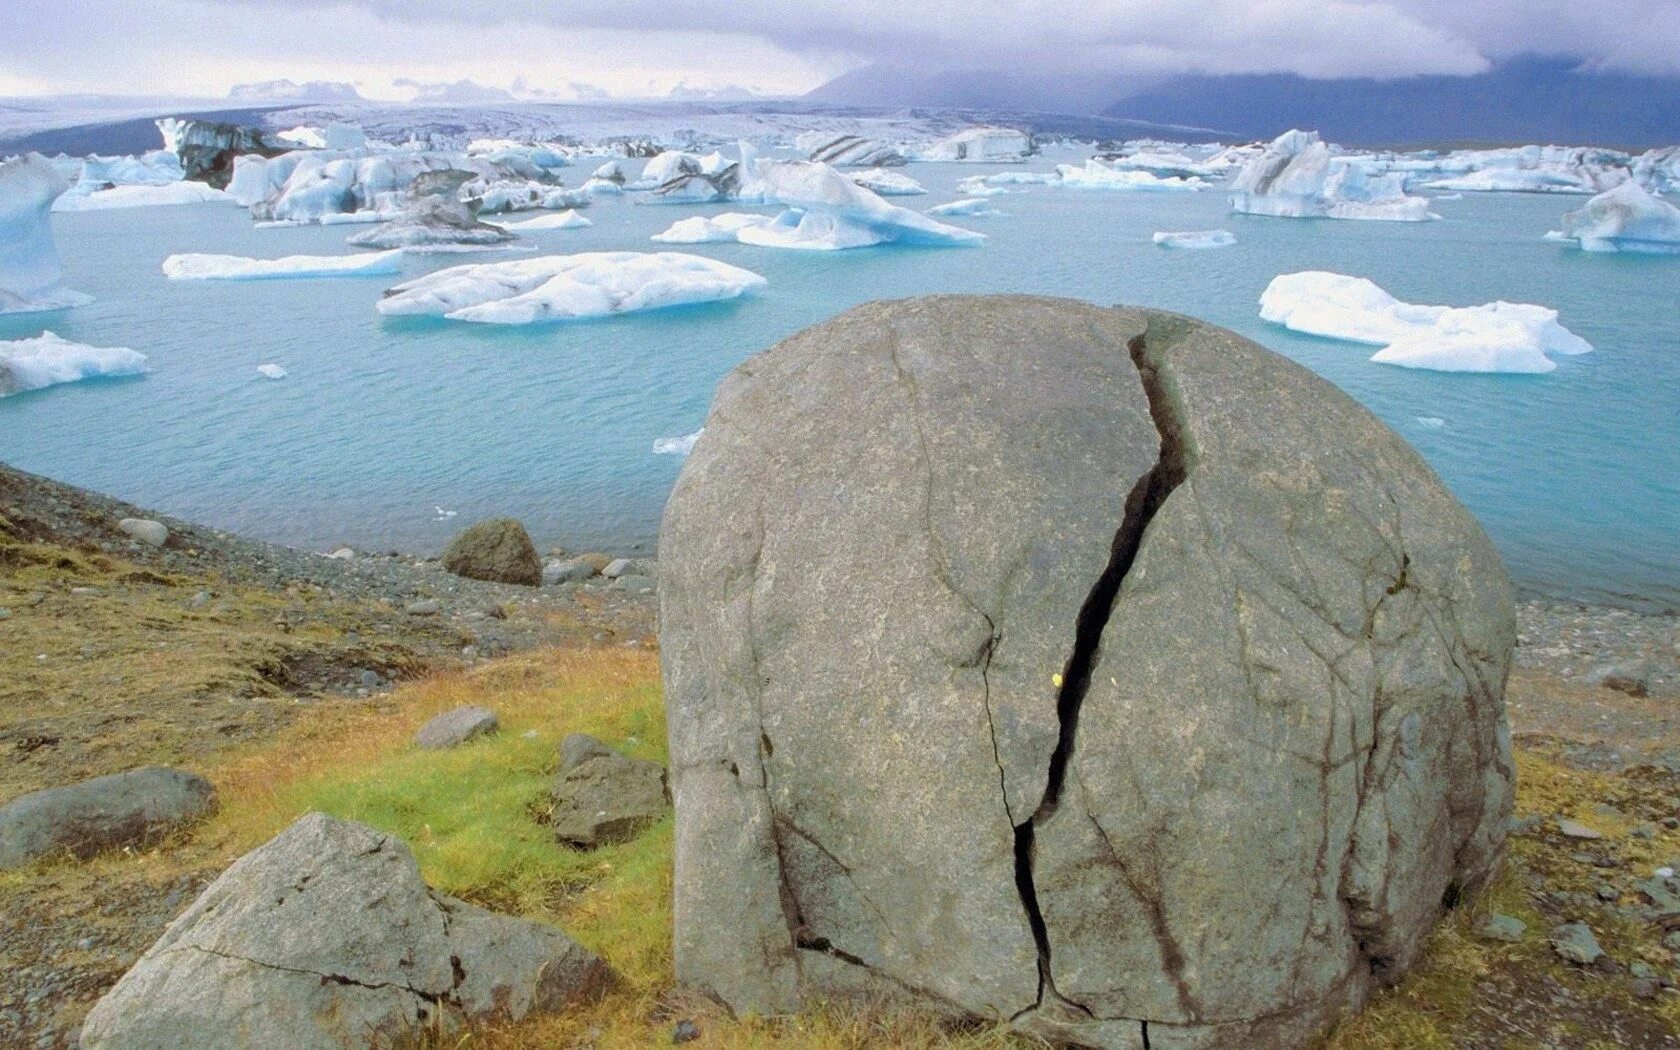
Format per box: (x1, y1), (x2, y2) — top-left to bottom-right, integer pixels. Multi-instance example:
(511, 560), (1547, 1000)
(492, 209), (593, 232)
(52, 181), (234, 211)
(630, 151), (705, 190)
(74, 151), (183, 188)
(257, 363), (288, 379)
(918, 127), (1033, 163)
(807, 136), (905, 168)
(1052, 159), (1208, 192)
(1153, 230), (1235, 249)
(651, 212), (772, 244)
(653, 429), (703, 455)
(955, 176), (1012, 197)
(162, 250), (403, 280)
(927, 198), (1006, 217)
(1548, 182), (1680, 254)
(1420, 146), (1630, 195)
(846, 169), (926, 196)
(1260, 271), (1592, 374)
(1230, 131), (1435, 222)
(1, 154), (91, 315)
(0, 332), (146, 396)
(732, 160), (984, 250)
(1633, 146), (1680, 195)
(375, 251), (767, 324)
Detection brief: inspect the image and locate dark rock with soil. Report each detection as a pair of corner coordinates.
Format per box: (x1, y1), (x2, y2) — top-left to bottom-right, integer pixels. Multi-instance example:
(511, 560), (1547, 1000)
(658, 296), (1516, 1047)
(551, 734), (669, 848)
(0, 768), (215, 870)
(442, 518), (542, 587)
(79, 813), (613, 1049)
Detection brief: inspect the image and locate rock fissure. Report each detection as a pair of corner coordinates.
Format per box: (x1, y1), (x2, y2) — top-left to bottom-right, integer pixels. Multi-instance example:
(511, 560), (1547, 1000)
(174, 943), (445, 1003)
(1011, 321), (1197, 1015)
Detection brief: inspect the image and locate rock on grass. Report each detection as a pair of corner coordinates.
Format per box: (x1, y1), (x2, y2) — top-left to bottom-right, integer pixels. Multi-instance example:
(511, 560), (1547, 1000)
(414, 705), (499, 750)
(442, 518), (541, 587)
(0, 767), (215, 870)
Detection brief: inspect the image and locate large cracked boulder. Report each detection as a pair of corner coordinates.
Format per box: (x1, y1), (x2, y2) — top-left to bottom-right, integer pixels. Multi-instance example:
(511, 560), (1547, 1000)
(658, 296), (1515, 1049)
(81, 812), (613, 1049)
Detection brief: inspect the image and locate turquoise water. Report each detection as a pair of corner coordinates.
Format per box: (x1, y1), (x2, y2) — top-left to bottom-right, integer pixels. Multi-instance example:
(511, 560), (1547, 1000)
(2, 161), (1677, 609)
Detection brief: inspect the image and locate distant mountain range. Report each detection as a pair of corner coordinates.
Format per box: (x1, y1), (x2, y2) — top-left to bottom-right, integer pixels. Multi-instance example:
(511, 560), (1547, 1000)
(229, 80), (363, 104)
(809, 58), (1680, 147)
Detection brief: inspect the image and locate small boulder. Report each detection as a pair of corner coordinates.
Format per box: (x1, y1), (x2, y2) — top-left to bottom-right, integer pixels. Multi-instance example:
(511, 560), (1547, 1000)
(415, 706), (499, 750)
(602, 557), (657, 579)
(79, 813), (613, 1049)
(0, 767), (215, 870)
(1558, 818), (1604, 840)
(117, 518), (168, 548)
(1549, 921), (1604, 965)
(572, 552), (614, 574)
(551, 735), (669, 848)
(1588, 660), (1652, 698)
(610, 574), (656, 595)
(543, 558), (596, 586)
(442, 518), (541, 587)
(1476, 913), (1526, 943)
(406, 598), (441, 616)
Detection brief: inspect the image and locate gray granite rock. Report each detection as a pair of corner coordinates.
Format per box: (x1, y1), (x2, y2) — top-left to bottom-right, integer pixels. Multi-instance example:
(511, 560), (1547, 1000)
(1549, 921), (1604, 965)
(658, 296), (1516, 1047)
(544, 558), (596, 586)
(1477, 913), (1527, 943)
(551, 735), (668, 848)
(414, 705), (499, 750)
(0, 767), (215, 869)
(79, 813), (612, 1049)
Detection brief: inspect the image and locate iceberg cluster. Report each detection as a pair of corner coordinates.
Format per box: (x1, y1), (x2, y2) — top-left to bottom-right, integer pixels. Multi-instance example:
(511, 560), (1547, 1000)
(347, 171), (515, 250)
(162, 250), (403, 281)
(0, 155), (91, 315)
(0, 332), (146, 396)
(1231, 131), (1436, 222)
(916, 127), (1033, 163)
(1051, 159), (1209, 191)
(1153, 229), (1236, 249)
(375, 251), (766, 324)
(1548, 182), (1680, 254)
(1260, 271), (1593, 374)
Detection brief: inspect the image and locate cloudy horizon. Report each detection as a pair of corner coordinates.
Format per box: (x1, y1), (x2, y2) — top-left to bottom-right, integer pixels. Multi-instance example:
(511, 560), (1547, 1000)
(3, 0), (1680, 101)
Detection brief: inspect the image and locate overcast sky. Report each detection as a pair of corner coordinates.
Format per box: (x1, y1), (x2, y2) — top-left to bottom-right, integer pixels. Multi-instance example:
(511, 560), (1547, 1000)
(3, 0), (1678, 99)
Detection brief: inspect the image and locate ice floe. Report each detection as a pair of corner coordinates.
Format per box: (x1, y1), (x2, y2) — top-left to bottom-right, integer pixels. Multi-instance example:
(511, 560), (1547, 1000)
(0, 332), (146, 396)
(1153, 230), (1235, 249)
(650, 213), (772, 244)
(0, 154), (91, 315)
(53, 181), (235, 211)
(1052, 159), (1208, 191)
(845, 169), (926, 196)
(375, 251), (766, 324)
(653, 429), (703, 456)
(492, 209), (593, 231)
(1231, 130), (1435, 222)
(1260, 271), (1592, 374)
(927, 198), (1006, 217)
(257, 363), (288, 379)
(1548, 182), (1680, 254)
(732, 160), (984, 250)
(162, 250), (403, 280)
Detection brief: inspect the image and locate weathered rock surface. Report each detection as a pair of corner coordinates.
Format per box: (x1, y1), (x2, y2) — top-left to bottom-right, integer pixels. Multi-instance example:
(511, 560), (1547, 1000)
(551, 734), (669, 847)
(414, 705), (499, 750)
(658, 295), (1515, 1048)
(80, 813), (613, 1049)
(117, 517), (168, 547)
(442, 517), (541, 586)
(0, 767), (215, 869)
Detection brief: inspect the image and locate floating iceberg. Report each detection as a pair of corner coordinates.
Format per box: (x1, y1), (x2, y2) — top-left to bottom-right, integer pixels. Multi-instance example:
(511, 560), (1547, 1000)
(75, 151), (183, 188)
(846, 169), (926, 196)
(917, 127), (1033, 163)
(955, 176), (1012, 197)
(806, 136), (906, 168)
(732, 160), (984, 250)
(653, 429), (703, 456)
(155, 118), (284, 186)
(347, 171), (515, 250)
(0, 332), (146, 396)
(650, 213), (772, 244)
(162, 250), (403, 280)
(1548, 182), (1680, 254)
(629, 151), (707, 190)
(642, 165), (741, 205)
(237, 150), (551, 224)
(53, 182), (235, 211)
(492, 209), (593, 231)
(375, 251), (766, 324)
(0, 155), (91, 315)
(1420, 146), (1630, 195)
(1230, 130), (1436, 222)
(257, 363), (288, 379)
(1633, 147), (1680, 195)
(1153, 229), (1236, 249)
(927, 198), (1006, 217)
(1052, 159), (1208, 191)
(1260, 271), (1592, 374)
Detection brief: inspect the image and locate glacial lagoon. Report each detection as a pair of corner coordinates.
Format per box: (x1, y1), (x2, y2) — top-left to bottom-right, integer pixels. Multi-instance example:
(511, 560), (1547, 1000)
(1, 159), (1676, 608)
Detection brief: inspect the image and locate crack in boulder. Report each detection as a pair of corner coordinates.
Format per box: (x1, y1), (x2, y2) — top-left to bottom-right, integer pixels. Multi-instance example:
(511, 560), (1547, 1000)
(1012, 317), (1197, 1015)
